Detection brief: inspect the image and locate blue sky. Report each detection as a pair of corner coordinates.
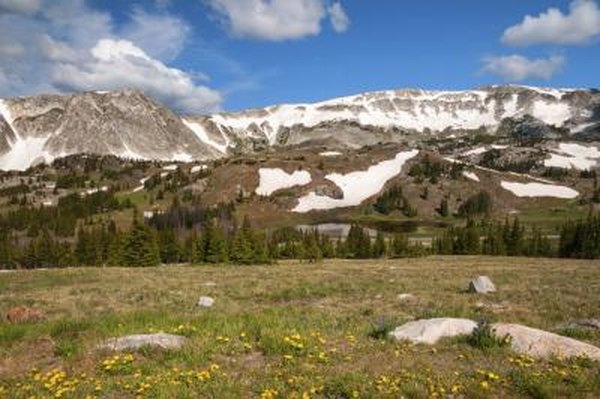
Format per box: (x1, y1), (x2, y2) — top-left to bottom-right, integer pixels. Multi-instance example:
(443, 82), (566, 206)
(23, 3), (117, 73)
(1, 0), (599, 112)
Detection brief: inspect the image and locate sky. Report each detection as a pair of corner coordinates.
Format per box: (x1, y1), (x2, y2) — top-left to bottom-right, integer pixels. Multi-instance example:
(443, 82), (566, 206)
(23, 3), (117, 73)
(0, 0), (599, 113)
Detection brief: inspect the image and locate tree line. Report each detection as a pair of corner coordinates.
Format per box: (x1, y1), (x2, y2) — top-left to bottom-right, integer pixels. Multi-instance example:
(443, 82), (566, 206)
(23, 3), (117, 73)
(1, 199), (599, 269)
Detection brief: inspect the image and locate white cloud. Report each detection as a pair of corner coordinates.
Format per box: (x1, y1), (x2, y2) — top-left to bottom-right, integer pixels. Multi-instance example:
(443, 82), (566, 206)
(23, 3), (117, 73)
(51, 39), (222, 113)
(122, 8), (190, 61)
(0, 0), (223, 113)
(0, 0), (41, 14)
(329, 2), (349, 33)
(481, 54), (565, 81)
(502, 0), (600, 46)
(207, 0), (349, 40)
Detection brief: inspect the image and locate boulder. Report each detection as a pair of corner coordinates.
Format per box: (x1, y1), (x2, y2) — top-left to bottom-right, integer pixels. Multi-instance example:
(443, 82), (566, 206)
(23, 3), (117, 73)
(197, 296), (215, 308)
(469, 276), (496, 294)
(314, 184), (344, 199)
(6, 306), (45, 323)
(99, 333), (187, 351)
(389, 318), (477, 344)
(492, 323), (600, 360)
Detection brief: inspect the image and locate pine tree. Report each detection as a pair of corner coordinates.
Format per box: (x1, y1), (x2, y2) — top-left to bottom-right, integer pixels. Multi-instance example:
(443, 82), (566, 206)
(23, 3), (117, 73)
(439, 198), (449, 217)
(204, 222), (228, 264)
(372, 232), (387, 258)
(158, 229), (181, 264)
(302, 230), (322, 263)
(122, 219), (160, 267)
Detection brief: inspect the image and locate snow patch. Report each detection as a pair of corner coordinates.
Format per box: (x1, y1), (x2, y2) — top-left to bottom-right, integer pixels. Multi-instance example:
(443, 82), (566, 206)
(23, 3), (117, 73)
(319, 151), (342, 157)
(0, 99), (18, 139)
(171, 152), (193, 163)
(531, 100), (571, 127)
(162, 164), (178, 171)
(544, 143), (600, 170)
(0, 136), (50, 171)
(463, 171), (480, 182)
(132, 177), (150, 193)
(256, 168), (312, 196)
(464, 147), (487, 156)
(191, 164), (208, 173)
(293, 150), (419, 212)
(500, 181), (578, 199)
(182, 119), (229, 154)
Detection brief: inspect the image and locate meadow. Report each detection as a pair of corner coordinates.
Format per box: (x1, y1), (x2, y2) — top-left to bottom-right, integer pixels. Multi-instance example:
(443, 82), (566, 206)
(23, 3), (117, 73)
(1, 256), (599, 398)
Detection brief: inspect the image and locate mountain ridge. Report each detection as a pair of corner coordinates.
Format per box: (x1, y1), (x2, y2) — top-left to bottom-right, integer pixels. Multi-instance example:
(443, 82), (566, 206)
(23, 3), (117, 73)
(1, 85), (599, 171)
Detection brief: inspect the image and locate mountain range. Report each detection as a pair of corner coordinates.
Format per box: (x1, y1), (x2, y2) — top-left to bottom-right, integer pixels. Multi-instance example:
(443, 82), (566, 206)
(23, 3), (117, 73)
(1, 85), (599, 171)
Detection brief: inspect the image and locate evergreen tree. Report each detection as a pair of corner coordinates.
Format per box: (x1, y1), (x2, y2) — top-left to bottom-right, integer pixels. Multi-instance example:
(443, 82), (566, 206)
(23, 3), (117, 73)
(121, 218), (160, 267)
(204, 222), (228, 264)
(372, 232), (387, 258)
(158, 229), (181, 264)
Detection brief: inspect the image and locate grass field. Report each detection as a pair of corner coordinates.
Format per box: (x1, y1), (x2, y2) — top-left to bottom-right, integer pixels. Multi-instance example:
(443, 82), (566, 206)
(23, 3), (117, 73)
(1, 256), (599, 398)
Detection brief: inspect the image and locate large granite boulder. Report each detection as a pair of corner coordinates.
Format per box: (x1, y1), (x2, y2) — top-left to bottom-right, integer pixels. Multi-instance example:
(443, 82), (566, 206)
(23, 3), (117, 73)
(389, 318), (478, 344)
(492, 323), (600, 360)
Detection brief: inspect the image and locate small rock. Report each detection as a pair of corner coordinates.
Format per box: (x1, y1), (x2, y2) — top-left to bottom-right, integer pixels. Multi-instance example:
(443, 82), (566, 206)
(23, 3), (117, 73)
(197, 296), (215, 308)
(397, 293), (416, 302)
(6, 306), (45, 323)
(492, 323), (600, 360)
(469, 276), (496, 294)
(99, 333), (187, 351)
(389, 318), (477, 344)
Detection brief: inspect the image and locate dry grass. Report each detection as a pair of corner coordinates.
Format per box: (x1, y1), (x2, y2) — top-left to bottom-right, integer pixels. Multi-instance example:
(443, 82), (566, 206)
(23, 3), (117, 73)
(1, 256), (599, 398)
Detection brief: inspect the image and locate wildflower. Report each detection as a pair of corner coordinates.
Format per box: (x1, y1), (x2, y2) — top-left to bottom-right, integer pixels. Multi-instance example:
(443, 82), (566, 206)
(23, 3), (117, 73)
(480, 381), (490, 390)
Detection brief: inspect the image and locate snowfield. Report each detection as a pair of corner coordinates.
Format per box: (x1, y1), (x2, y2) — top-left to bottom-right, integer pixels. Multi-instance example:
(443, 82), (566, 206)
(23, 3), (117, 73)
(293, 150), (419, 212)
(256, 168), (312, 196)
(544, 143), (600, 170)
(500, 181), (579, 199)
(182, 119), (229, 154)
(462, 171), (480, 182)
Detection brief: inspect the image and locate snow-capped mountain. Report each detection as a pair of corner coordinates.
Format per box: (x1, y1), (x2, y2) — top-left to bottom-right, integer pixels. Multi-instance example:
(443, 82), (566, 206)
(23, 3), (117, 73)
(186, 86), (599, 151)
(1, 86), (598, 171)
(0, 90), (222, 171)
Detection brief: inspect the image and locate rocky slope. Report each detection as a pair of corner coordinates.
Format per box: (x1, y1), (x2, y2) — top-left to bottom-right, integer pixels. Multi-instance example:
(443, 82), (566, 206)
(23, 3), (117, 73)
(0, 90), (221, 170)
(1, 85), (599, 171)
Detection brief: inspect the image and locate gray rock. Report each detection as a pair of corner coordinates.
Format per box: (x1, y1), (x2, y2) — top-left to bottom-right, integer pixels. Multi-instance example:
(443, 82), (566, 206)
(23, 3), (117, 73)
(397, 293), (416, 302)
(197, 296), (215, 308)
(389, 318), (477, 344)
(99, 333), (187, 351)
(469, 276), (496, 294)
(314, 184), (344, 199)
(492, 323), (600, 360)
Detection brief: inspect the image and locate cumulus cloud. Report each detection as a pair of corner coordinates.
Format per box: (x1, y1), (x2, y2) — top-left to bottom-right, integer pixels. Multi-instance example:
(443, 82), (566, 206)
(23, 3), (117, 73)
(207, 0), (350, 40)
(122, 8), (190, 61)
(0, 0), (41, 14)
(481, 54), (565, 81)
(0, 0), (222, 113)
(502, 0), (600, 46)
(329, 2), (350, 33)
(51, 39), (222, 113)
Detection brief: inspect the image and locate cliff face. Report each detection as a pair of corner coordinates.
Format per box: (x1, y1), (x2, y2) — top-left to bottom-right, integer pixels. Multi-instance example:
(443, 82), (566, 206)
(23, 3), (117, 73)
(0, 90), (221, 170)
